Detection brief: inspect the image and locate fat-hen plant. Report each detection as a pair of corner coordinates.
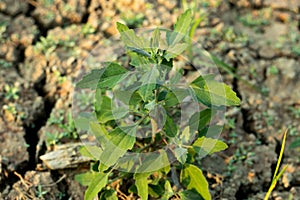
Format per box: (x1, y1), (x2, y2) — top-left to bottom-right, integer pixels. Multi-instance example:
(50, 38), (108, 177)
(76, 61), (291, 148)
(75, 10), (240, 200)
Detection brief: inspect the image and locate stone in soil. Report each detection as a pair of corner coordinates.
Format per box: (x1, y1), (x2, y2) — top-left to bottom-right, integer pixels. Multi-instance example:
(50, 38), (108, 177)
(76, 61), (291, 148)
(0, 0), (28, 15)
(32, 0), (88, 28)
(0, 118), (28, 172)
(7, 15), (39, 47)
(265, 58), (300, 105)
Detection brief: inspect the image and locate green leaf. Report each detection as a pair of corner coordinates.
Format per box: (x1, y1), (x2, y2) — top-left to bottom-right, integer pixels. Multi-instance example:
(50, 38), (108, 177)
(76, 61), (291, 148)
(151, 28), (160, 53)
(127, 46), (151, 58)
(167, 9), (192, 46)
(180, 126), (193, 144)
(200, 125), (224, 138)
(289, 138), (300, 149)
(89, 122), (109, 145)
(164, 90), (179, 107)
(180, 164), (211, 200)
(76, 63), (128, 90)
(97, 62), (128, 89)
(129, 52), (152, 68)
(179, 190), (204, 200)
(164, 87), (189, 107)
(164, 43), (188, 61)
(94, 88), (102, 112)
(96, 95), (112, 122)
(99, 189), (118, 200)
(190, 75), (240, 107)
(84, 172), (109, 200)
(136, 150), (170, 173)
(161, 180), (174, 200)
(145, 100), (156, 111)
(148, 184), (164, 198)
(75, 172), (94, 186)
(174, 9), (192, 35)
(95, 94), (128, 123)
(98, 162), (109, 172)
(129, 91), (143, 106)
(189, 109), (216, 133)
(76, 69), (105, 89)
(134, 173), (150, 200)
(79, 145), (103, 160)
(174, 147), (188, 164)
(138, 65), (160, 101)
(111, 107), (129, 119)
(161, 57), (173, 69)
(163, 114), (178, 137)
(109, 126), (137, 148)
(74, 113), (96, 131)
(117, 22), (149, 57)
(99, 126), (136, 167)
(116, 22), (129, 32)
(193, 137), (228, 158)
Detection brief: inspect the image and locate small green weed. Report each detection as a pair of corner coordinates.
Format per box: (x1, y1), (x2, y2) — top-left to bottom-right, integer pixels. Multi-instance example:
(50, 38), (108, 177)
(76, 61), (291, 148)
(75, 10), (240, 200)
(46, 111), (78, 146)
(0, 21), (8, 42)
(262, 111), (275, 127)
(289, 106), (300, 119)
(81, 24), (96, 36)
(275, 25), (300, 56)
(122, 13), (144, 28)
(34, 34), (76, 57)
(239, 9), (271, 28)
(267, 65), (279, 75)
(0, 59), (13, 68)
(4, 84), (19, 100)
(226, 145), (255, 176)
(35, 185), (48, 198)
(2, 103), (17, 115)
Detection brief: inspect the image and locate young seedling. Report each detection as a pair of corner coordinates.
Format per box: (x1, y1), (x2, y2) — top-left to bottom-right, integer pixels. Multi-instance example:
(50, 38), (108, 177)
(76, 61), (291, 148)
(75, 10), (240, 200)
(4, 84), (19, 100)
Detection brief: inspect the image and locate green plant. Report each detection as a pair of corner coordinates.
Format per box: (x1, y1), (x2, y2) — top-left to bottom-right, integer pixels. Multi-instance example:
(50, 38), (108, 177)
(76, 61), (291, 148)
(262, 111), (275, 127)
(181, 0), (207, 59)
(46, 111), (78, 146)
(274, 23), (300, 56)
(53, 70), (67, 84)
(81, 24), (96, 36)
(122, 12), (144, 28)
(289, 106), (300, 119)
(34, 34), (76, 57)
(35, 185), (48, 198)
(182, 2), (256, 94)
(4, 84), (19, 100)
(0, 21), (8, 42)
(239, 9), (271, 28)
(0, 59), (13, 68)
(289, 107), (300, 148)
(289, 138), (300, 149)
(264, 130), (288, 200)
(75, 10), (240, 200)
(267, 65), (279, 75)
(2, 103), (17, 115)
(226, 145), (255, 176)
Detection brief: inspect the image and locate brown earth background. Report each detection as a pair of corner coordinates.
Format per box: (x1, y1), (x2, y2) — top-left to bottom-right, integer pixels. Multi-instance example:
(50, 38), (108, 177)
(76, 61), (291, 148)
(0, 0), (300, 199)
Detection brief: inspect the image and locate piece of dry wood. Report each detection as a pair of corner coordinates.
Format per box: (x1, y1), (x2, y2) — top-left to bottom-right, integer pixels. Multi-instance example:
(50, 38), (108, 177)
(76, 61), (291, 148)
(39, 143), (93, 170)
